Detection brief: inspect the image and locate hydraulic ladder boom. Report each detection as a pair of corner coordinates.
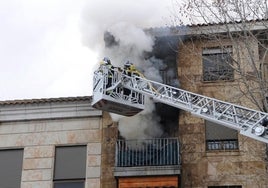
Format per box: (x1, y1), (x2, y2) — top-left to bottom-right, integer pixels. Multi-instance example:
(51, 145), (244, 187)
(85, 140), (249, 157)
(92, 66), (268, 143)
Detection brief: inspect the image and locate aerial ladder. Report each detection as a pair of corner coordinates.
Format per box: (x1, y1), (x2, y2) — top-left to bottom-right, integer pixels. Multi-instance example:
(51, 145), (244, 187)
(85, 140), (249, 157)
(92, 65), (268, 144)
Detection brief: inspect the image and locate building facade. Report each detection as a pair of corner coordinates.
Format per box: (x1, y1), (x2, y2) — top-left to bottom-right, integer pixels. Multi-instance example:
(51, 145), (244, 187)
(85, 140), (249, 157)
(177, 38), (268, 187)
(1, 21), (268, 188)
(0, 97), (106, 188)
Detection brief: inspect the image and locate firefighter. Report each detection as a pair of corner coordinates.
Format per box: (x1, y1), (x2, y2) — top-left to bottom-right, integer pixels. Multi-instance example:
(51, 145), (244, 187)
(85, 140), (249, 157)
(123, 61), (143, 77)
(129, 62), (137, 72)
(103, 57), (111, 64)
(123, 61), (132, 73)
(122, 61), (132, 96)
(99, 57), (110, 68)
(101, 57), (114, 90)
(129, 62), (142, 103)
(123, 61), (143, 103)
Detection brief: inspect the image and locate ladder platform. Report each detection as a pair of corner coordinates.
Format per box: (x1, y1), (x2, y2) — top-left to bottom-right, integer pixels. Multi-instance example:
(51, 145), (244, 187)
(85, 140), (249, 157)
(92, 66), (145, 116)
(92, 92), (144, 116)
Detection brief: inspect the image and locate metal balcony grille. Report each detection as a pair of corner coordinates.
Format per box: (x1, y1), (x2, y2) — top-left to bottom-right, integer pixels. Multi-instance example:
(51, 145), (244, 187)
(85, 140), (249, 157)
(115, 138), (180, 167)
(206, 139), (239, 150)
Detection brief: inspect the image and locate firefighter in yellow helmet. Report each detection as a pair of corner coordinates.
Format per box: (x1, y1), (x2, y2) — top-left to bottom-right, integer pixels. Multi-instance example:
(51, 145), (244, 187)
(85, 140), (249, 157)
(123, 61), (132, 73)
(123, 60), (144, 77)
(122, 61), (143, 103)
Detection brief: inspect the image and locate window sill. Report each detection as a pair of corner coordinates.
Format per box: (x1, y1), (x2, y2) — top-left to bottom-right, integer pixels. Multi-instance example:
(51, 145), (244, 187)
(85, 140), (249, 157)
(198, 81), (237, 89)
(201, 79), (235, 84)
(205, 150), (240, 157)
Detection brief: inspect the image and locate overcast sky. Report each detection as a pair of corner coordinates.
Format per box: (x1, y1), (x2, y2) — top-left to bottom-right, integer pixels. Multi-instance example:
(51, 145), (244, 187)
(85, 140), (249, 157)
(0, 0), (174, 100)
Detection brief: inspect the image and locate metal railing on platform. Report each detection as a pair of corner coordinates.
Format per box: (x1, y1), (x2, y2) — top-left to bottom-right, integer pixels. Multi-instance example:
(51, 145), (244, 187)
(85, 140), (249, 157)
(115, 138), (180, 167)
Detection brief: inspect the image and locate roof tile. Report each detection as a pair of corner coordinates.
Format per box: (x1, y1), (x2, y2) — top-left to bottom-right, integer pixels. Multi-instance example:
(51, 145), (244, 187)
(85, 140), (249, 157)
(0, 96), (92, 105)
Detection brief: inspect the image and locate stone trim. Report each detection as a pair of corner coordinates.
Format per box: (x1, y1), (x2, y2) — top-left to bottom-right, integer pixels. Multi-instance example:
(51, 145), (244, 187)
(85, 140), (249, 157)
(114, 165), (180, 177)
(0, 100), (102, 122)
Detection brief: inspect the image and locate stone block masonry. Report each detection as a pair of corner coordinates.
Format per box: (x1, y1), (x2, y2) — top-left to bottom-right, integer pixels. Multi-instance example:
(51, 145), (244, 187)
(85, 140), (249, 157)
(0, 97), (104, 188)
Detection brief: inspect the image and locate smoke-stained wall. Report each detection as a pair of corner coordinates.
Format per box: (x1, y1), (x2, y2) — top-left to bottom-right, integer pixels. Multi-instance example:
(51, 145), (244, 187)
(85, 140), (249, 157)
(151, 35), (180, 137)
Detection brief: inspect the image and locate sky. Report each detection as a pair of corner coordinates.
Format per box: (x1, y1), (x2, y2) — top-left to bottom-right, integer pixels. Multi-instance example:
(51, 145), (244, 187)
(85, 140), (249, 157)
(0, 0), (174, 100)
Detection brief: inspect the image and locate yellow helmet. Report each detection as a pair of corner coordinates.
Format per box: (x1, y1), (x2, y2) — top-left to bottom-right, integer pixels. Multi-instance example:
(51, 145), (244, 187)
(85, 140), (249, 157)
(130, 64), (136, 71)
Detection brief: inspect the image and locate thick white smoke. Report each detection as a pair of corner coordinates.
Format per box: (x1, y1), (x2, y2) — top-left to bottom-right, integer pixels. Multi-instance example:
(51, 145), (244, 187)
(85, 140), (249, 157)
(81, 0), (173, 51)
(117, 99), (163, 140)
(106, 24), (164, 139)
(81, 0), (173, 139)
(103, 22), (154, 67)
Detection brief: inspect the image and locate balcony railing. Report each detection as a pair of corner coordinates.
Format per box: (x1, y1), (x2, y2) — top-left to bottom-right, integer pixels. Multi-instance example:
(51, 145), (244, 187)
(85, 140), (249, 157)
(115, 138), (180, 167)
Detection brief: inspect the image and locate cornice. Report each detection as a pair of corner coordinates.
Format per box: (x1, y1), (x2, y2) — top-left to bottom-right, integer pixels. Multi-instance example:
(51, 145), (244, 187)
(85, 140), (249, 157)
(0, 97), (102, 122)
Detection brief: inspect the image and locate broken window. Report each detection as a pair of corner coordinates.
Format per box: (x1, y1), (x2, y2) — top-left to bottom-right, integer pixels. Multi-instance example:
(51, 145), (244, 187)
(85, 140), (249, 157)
(202, 47), (234, 82)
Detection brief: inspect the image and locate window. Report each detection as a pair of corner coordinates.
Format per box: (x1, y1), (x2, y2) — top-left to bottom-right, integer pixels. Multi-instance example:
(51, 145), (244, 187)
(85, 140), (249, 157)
(202, 47), (234, 82)
(0, 149), (23, 188)
(206, 121), (238, 151)
(54, 145), (87, 188)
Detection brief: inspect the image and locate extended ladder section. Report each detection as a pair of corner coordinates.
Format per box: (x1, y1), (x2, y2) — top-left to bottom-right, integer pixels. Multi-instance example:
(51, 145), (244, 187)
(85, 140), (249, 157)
(92, 66), (268, 143)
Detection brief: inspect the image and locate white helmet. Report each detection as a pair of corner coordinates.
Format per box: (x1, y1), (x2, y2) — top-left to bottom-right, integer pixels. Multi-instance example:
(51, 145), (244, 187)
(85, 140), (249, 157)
(124, 61), (132, 68)
(103, 57), (111, 65)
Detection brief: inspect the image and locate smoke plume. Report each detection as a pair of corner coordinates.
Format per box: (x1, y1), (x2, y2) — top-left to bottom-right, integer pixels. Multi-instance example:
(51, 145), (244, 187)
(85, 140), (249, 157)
(81, 0), (173, 139)
(105, 24), (164, 139)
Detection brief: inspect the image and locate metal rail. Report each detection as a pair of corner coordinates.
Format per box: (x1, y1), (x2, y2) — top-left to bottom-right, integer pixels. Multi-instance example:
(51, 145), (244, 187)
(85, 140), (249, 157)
(116, 138), (180, 167)
(93, 67), (268, 143)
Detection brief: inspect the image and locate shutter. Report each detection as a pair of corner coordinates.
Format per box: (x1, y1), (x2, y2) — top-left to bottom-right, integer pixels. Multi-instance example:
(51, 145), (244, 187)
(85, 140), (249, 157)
(118, 176), (179, 188)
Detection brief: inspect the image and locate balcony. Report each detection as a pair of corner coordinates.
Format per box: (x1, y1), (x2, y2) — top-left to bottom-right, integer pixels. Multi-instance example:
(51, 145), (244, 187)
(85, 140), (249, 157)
(114, 138), (180, 177)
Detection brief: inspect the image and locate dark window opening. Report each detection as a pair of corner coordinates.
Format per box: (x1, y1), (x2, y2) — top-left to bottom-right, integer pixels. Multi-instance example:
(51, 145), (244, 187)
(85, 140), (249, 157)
(0, 149), (23, 188)
(54, 181), (85, 188)
(203, 47), (234, 82)
(205, 121), (239, 151)
(53, 145), (87, 188)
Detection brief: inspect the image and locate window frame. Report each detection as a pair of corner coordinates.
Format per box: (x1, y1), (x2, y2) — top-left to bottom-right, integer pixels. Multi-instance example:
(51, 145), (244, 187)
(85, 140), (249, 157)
(202, 47), (234, 82)
(53, 180), (85, 188)
(205, 120), (239, 151)
(53, 145), (87, 188)
(0, 148), (24, 188)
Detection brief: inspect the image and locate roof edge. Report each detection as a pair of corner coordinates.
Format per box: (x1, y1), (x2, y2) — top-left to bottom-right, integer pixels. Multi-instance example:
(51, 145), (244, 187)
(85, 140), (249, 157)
(0, 96), (102, 122)
(0, 96), (92, 105)
(146, 19), (268, 37)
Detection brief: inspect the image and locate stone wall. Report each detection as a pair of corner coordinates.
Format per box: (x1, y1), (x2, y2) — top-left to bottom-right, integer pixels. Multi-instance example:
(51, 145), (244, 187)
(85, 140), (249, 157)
(177, 39), (268, 188)
(0, 98), (104, 188)
(101, 112), (118, 188)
